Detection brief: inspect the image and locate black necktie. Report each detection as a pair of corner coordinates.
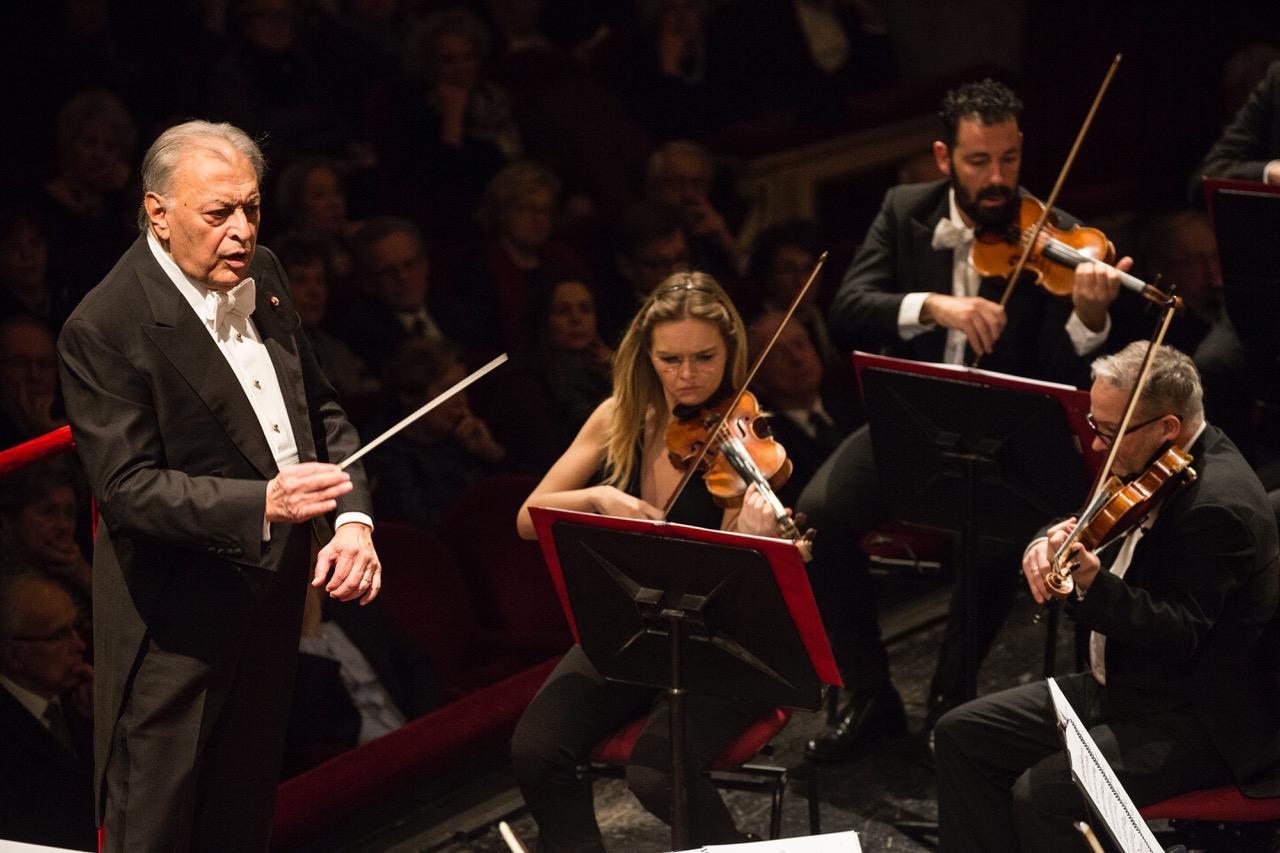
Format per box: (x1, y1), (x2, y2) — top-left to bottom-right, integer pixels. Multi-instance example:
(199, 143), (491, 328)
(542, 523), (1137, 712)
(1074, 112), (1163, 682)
(44, 701), (75, 756)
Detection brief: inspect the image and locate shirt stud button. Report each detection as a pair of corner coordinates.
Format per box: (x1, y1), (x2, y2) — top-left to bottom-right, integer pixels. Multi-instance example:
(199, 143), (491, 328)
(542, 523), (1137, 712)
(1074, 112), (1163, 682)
(252, 380), (261, 389)
(272, 424), (280, 433)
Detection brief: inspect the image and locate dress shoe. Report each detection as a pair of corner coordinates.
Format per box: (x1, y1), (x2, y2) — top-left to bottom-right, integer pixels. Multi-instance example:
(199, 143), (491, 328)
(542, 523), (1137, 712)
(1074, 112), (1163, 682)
(805, 683), (906, 762)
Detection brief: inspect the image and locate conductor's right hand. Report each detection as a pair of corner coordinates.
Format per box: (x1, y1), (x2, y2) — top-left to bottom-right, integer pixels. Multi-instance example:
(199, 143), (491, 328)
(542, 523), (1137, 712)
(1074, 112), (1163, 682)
(265, 462), (353, 524)
(590, 485), (664, 521)
(921, 294), (1007, 357)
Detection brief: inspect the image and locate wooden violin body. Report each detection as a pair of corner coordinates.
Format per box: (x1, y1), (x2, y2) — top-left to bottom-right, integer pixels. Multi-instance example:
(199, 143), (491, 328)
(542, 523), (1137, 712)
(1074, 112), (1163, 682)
(665, 390), (791, 507)
(1044, 443), (1197, 598)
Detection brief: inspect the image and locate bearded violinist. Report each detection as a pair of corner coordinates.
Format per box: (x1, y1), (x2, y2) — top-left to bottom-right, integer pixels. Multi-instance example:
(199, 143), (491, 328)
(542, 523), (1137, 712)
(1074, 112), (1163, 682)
(934, 342), (1279, 852)
(802, 79), (1132, 759)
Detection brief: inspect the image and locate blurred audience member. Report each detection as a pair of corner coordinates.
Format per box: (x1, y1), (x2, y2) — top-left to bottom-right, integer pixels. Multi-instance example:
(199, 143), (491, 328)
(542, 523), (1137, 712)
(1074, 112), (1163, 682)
(487, 0), (555, 54)
(368, 338), (506, 532)
(746, 218), (839, 363)
(204, 0), (345, 162)
(461, 161), (586, 354)
(0, 572), (95, 851)
(1221, 43), (1280, 123)
(0, 463), (91, 625)
(479, 274), (613, 472)
(610, 0), (741, 139)
(645, 140), (740, 280)
(275, 157), (360, 282)
(745, 306), (853, 508)
(598, 200), (690, 343)
(1191, 59), (1280, 197)
(382, 8), (520, 220)
(274, 234), (379, 401)
(728, 0), (893, 116)
(0, 208), (73, 335)
(0, 315), (64, 449)
(338, 217), (477, 374)
(34, 89), (137, 297)
(283, 581), (444, 777)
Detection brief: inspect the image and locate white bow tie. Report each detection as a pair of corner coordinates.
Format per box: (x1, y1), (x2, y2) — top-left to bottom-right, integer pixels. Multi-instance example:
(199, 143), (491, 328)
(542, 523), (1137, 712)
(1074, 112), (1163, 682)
(931, 217), (974, 251)
(213, 278), (256, 332)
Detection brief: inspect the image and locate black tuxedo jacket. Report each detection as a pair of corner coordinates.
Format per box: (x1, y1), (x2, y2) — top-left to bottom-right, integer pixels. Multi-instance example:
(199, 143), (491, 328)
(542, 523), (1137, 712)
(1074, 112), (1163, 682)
(1190, 60), (1280, 198)
(57, 235), (372, 816)
(829, 179), (1095, 387)
(0, 685), (95, 850)
(1069, 425), (1280, 793)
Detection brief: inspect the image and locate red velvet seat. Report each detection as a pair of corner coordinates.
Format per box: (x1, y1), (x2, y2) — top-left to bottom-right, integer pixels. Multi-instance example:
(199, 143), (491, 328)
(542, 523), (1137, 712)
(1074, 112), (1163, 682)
(583, 707), (808, 839)
(1139, 785), (1280, 822)
(442, 475), (573, 658)
(373, 520), (535, 695)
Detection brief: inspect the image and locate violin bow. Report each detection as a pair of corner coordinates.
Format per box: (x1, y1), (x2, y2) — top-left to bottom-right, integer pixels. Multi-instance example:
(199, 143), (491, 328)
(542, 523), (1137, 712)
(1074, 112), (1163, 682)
(661, 252), (828, 518)
(974, 54), (1123, 367)
(339, 353), (508, 470)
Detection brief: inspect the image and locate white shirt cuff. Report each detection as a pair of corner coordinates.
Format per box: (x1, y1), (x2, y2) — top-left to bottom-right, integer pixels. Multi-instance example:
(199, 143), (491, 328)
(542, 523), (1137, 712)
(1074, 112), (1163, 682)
(898, 292), (934, 340)
(336, 512), (373, 531)
(1065, 311), (1110, 356)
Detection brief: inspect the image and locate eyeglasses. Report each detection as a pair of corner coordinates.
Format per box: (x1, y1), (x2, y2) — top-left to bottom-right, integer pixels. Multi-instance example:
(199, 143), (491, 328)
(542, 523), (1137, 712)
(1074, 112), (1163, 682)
(12, 623), (79, 643)
(1085, 412), (1166, 447)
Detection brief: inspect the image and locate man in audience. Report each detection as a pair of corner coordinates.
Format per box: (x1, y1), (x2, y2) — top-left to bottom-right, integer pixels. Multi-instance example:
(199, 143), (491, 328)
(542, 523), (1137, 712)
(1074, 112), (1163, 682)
(0, 572), (95, 850)
(745, 306), (851, 509)
(0, 314), (64, 450)
(645, 140), (740, 280)
(598, 200), (690, 344)
(338, 216), (476, 372)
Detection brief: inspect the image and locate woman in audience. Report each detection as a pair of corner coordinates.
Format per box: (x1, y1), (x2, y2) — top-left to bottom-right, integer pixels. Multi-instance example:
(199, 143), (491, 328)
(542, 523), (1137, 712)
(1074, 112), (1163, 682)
(511, 272), (790, 851)
(0, 208), (72, 335)
(275, 157), (362, 281)
(34, 89), (137, 297)
(0, 462), (91, 625)
(382, 8), (520, 223)
(479, 273), (613, 472)
(460, 160), (586, 354)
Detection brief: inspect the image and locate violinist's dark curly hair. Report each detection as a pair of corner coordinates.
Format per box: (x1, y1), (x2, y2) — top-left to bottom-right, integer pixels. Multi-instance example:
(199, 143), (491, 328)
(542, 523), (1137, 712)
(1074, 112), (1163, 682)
(939, 79), (1023, 148)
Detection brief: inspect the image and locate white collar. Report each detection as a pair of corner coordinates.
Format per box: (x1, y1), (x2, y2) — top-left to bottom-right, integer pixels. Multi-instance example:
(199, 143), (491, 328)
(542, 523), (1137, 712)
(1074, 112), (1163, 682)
(146, 231), (253, 330)
(0, 672), (52, 723)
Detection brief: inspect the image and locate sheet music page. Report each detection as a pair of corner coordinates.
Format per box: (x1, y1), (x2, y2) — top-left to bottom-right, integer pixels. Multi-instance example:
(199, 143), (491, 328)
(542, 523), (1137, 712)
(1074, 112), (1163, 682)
(670, 830), (861, 853)
(1047, 678), (1163, 853)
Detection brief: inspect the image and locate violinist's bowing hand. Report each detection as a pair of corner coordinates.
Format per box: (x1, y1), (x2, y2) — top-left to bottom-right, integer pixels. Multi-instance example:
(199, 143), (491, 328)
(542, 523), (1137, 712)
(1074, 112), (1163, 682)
(1023, 517), (1077, 604)
(737, 484), (783, 537)
(1072, 257), (1129, 332)
(920, 294), (1007, 356)
(590, 485), (664, 521)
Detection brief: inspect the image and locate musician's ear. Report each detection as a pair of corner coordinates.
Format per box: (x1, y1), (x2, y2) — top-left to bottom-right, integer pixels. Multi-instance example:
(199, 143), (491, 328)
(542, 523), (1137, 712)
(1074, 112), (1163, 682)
(932, 141), (951, 177)
(1162, 414), (1183, 443)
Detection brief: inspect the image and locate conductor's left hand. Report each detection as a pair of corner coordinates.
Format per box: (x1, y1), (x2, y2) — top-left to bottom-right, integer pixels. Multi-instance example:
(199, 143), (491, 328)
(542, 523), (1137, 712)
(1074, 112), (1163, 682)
(314, 522), (381, 605)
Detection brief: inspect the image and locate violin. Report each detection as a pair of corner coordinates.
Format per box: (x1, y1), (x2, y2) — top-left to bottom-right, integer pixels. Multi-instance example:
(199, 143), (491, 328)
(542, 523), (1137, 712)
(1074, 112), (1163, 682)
(972, 196), (1178, 309)
(1043, 442), (1197, 598)
(665, 389), (801, 530)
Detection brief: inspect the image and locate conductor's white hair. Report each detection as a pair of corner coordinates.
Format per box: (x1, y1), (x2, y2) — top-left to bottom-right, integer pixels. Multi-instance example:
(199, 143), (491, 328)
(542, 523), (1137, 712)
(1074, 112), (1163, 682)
(137, 121), (266, 231)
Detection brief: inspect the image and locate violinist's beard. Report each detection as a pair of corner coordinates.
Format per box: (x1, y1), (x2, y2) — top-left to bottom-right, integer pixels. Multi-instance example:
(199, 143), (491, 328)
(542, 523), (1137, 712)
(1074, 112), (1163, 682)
(953, 175), (1019, 231)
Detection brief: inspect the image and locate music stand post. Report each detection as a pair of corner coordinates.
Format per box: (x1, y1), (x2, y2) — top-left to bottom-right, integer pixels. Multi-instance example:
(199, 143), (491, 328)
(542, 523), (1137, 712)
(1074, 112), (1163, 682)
(529, 507), (841, 850)
(854, 353), (1094, 701)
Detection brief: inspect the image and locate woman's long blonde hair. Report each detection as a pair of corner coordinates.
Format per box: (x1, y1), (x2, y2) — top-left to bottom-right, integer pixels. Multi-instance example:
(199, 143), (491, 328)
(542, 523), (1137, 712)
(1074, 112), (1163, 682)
(603, 272), (747, 488)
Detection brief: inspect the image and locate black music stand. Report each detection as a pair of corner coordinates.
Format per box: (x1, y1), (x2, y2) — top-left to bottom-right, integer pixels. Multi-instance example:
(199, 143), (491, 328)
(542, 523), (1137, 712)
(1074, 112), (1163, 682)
(529, 507), (841, 851)
(1204, 179), (1280, 417)
(857, 359), (1090, 702)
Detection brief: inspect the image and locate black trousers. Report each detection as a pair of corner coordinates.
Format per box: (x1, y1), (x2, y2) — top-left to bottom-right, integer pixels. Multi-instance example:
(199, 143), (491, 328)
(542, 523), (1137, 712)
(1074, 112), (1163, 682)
(511, 645), (768, 853)
(796, 424), (1018, 698)
(934, 672), (1234, 852)
(102, 530), (310, 852)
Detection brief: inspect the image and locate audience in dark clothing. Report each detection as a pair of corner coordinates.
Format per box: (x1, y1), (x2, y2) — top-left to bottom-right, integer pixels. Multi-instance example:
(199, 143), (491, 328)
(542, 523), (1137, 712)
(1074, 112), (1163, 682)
(0, 315), (64, 450)
(367, 338), (507, 533)
(0, 573), (95, 851)
(596, 199), (691, 344)
(0, 207), (75, 337)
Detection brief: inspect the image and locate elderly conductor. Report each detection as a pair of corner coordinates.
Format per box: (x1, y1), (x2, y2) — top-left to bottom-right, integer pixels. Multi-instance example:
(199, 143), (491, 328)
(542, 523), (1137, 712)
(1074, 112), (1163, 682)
(57, 120), (380, 851)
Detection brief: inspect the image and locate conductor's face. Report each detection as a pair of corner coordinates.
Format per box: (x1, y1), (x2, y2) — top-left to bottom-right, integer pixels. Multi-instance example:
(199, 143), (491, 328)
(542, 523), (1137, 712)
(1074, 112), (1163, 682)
(146, 142), (261, 292)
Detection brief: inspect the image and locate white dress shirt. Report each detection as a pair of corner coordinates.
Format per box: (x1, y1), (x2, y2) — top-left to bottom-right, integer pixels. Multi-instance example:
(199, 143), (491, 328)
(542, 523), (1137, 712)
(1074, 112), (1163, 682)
(147, 234), (371, 536)
(896, 189), (1110, 364)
